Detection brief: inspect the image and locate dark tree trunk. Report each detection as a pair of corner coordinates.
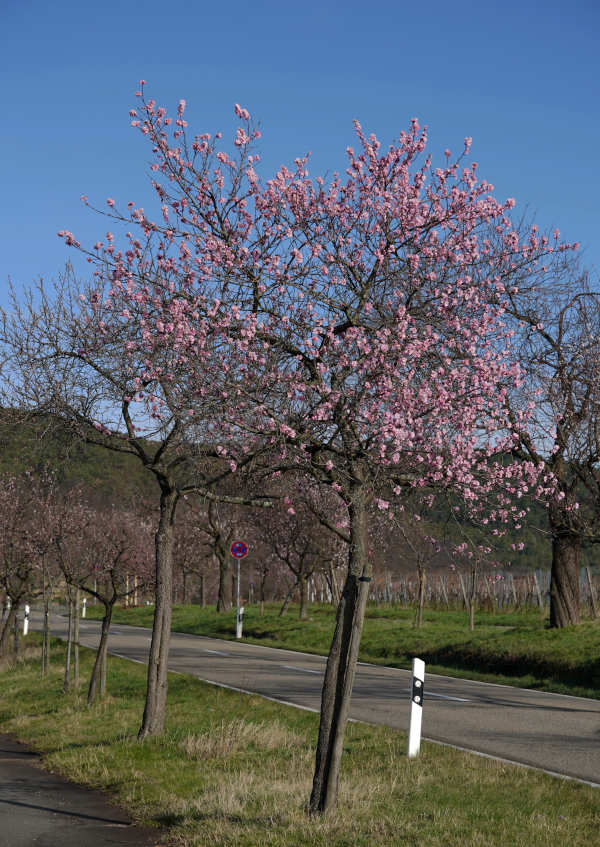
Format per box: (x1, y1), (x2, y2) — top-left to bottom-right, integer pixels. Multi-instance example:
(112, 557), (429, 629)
(64, 593), (73, 692)
(0, 605), (18, 657)
(549, 532), (580, 627)
(586, 567), (598, 618)
(458, 572), (468, 610)
(138, 485), (178, 739)
(73, 587), (80, 688)
(468, 567), (477, 632)
(259, 571), (267, 616)
(199, 573), (206, 607)
(88, 601), (113, 704)
(309, 491), (371, 815)
(328, 562), (340, 606)
(279, 579), (296, 617)
(41, 598), (50, 676)
(414, 564), (426, 629)
(299, 573), (309, 620)
(13, 614), (19, 658)
(216, 545), (233, 612)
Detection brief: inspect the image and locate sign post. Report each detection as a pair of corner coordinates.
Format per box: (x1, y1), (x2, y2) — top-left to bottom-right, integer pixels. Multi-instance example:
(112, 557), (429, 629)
(23, 603), (30, 636)
(230, 541), (248, 638)
(407, 657), (425, 758)
(82, 597), (87, 618)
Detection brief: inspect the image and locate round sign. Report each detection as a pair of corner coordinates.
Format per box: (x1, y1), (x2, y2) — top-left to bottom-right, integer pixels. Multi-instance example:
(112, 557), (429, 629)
(230, 541), (248, 558)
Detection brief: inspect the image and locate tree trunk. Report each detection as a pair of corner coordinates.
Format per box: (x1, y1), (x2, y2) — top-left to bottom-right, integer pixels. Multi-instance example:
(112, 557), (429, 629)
(0, 605), (17, 657)
(327, 562), (340, 607)
(138, 485), (178, 739)
(299, 573), (309, 620)
(73, 587), (80, 688)
(216, 549), (233, 612)
(64, 593), (73, 692)
(533, 571), (544, 611)
(259, 571), (267, 616)
(41, 599), (50, 676)
(309, 491), (371, 815)
(279, 579), (296, 617)
(549, 532), (580, 627)
(458, 571), (468, 609)
(13, 613), (19, 658)
(468, 567), (477, 632)
(100, 639), (107, 697)
(414, 564), (426, 629)
(586, 567), (598, 618)
(88, 602), (113, 705)
(439, 574), (450, 610)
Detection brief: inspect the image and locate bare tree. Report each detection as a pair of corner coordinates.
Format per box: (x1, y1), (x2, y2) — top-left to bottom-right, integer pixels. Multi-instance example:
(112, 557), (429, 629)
(498, 251), (600, 626)
(2, 271), (272, 736)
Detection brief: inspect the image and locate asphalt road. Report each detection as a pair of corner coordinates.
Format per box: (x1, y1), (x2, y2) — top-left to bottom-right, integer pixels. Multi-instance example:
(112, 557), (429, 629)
(32, 611), (600, 787)
(0, 735), (164, 847)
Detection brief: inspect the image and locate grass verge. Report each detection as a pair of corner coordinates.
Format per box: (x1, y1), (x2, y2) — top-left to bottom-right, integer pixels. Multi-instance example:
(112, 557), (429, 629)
(86, 602), (600, 699)
(0, 633), (598, 847)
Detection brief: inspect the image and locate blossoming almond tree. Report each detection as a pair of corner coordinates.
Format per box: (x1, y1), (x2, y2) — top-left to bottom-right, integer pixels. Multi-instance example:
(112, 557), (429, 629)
(125, 95), (573, 812)
(4, 84), (578, 810)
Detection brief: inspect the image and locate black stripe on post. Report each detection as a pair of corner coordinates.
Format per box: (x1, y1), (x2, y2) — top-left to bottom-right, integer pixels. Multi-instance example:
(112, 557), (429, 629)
(412, 676), (424, 705)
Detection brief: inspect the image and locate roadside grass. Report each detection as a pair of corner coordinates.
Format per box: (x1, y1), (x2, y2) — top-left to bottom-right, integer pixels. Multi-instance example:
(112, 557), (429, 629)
(0, 633), (598, 847)
(86, 602), (600, 699)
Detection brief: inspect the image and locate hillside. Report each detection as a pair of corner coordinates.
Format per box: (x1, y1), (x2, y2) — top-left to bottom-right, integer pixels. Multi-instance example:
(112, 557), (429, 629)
(0, 409), (592, 571)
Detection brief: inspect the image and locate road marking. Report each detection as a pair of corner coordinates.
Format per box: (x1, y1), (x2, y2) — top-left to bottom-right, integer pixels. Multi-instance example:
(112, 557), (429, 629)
(280, 664), (322, 675)
(203, 649), (230, 656)
(425, 691), (471, 703)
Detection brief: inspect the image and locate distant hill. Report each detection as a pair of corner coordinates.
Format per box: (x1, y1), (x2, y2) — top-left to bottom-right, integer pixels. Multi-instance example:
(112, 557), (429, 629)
(0, 410), (156, 499)
(0, 409), (593, 571)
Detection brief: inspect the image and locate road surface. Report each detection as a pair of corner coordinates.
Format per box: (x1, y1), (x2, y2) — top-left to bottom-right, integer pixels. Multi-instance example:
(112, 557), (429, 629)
(31, 611), (600, 787)
(0, 735), (164, 847)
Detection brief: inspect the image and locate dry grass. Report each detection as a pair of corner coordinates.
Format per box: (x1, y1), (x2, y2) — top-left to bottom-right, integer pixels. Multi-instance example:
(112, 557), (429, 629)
(0, 642), (41, 673)
(179, 718), (304, 759)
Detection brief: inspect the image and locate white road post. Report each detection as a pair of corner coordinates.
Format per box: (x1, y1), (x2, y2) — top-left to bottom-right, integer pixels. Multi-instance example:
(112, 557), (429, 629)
(236, 557), (243, 638)
(236, 606), (245, 639)
(407, 657), (425, 758)
(23, 604), (30, 636)
(82, 597), (87, 618)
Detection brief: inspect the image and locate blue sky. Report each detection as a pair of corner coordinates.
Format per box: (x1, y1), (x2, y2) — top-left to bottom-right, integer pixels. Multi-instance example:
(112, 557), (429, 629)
(2, 0), (598, 306)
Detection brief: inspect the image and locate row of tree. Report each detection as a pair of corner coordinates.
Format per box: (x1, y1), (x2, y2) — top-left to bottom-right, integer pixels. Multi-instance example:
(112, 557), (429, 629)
(1, 85), (598, 812)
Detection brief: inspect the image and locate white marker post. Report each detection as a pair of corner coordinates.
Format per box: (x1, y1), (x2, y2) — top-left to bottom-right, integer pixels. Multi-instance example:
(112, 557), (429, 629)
(23, 604), (30, 636)
(230, 540), (248, 639)
(236, 606), (245, 639)
(407, 657), (425, 758)
(82, 597), (87, 618)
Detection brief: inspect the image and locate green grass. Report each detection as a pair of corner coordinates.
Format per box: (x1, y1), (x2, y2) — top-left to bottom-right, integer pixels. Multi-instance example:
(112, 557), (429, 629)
(1, 634), (598, 847)
(86, 602), (600, 699)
